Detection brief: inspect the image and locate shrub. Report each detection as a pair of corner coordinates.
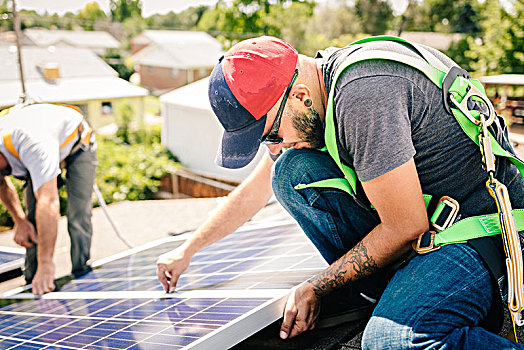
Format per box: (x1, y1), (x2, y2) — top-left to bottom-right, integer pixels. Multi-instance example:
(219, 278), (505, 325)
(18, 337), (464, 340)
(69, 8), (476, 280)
(93, 125), (180, 206)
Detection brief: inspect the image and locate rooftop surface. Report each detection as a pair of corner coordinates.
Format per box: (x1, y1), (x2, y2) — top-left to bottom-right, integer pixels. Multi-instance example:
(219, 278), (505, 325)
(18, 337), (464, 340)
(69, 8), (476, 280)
(23, 28), (120, 51)
(131, 30), (224, 69)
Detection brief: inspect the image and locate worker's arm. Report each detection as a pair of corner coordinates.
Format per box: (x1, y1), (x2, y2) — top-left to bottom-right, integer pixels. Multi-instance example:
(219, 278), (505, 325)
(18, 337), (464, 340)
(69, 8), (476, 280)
(0, 176), (37, 248)
(31, 177), (60, 296)
(157, 153), (275, 292)
(280, 158), (429, 339)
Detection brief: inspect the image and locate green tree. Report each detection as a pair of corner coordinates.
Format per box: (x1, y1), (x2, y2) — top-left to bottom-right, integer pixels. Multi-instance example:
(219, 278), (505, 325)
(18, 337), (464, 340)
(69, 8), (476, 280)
(0, 0), (12, 31)
(103, 49), (134, 81)
(262, 2), (315, 54)
(309, 3), (360, 40)
(452, 3), (481, 34)
(110, 0), (142, 22)
(355, 0), (393, 35)
(465, 0), (522, 75)
(146, 6), (209, 30)
(78, 1), (107, 30)
(197, 0), (315, 44)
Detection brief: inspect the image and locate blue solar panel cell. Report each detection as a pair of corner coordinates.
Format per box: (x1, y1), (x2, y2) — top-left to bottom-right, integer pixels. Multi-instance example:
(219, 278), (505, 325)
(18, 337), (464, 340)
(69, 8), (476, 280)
(0, 251), (23, 265)
(0, 296), (273, 349)
(0, 248), (24, 275)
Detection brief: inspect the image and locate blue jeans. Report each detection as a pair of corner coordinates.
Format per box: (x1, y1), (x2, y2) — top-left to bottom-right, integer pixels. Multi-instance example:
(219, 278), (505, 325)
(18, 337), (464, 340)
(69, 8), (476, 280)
(24, 146), (97, 282)
(272, 148), (522, 349)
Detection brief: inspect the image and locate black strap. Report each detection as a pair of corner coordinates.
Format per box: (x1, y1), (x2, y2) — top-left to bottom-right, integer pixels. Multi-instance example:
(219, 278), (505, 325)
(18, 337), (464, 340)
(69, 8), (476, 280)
(468, 236), (505, 333)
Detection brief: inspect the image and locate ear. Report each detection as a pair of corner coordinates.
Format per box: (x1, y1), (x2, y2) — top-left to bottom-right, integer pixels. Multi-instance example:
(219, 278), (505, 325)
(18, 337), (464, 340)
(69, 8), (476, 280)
(290, 84), (312, 105)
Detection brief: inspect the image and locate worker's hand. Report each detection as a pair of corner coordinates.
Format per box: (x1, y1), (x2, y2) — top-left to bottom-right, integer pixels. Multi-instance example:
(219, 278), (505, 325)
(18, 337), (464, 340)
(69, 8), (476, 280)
(13, 219), (37, 248)
(156, 247), (191, 293)
(280, 282), (320, 339)
(31, 262), (55, 296)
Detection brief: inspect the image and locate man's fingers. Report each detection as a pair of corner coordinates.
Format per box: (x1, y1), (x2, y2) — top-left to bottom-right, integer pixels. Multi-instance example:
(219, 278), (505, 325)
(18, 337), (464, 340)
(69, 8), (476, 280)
(168, 272), (180, 293)
(14, 238), (32, 248)
(32, 279), (55, 296)
(289, 320), (309, 339)
(156, 268), (169, 292)
(28, 229), (38, 244)
(280, 305), (297, 339)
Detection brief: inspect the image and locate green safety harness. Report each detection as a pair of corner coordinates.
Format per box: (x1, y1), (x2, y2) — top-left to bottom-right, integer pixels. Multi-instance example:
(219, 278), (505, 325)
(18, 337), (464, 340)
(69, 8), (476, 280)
(294, 35), (524, 334)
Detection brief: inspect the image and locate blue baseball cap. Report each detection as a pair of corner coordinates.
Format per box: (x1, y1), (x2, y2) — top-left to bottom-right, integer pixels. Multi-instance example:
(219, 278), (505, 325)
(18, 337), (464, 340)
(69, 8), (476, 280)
(208, 36), (298, 169)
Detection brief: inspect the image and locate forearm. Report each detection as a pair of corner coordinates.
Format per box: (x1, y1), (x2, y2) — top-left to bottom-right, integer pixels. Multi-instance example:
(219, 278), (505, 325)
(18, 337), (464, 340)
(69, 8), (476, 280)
(0, 177), (26, 223)
(306, 158), (429, 297)
(180, 155), (274, 257)
(307, 223), (418, 297)
(34, 180), (60, 265)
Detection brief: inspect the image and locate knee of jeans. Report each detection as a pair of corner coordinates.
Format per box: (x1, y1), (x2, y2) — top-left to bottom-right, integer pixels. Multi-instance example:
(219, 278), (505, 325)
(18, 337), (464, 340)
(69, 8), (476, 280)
(362, 316), (412, 350)
(272, 149), (340, 199)
(272, 149), (308, 198)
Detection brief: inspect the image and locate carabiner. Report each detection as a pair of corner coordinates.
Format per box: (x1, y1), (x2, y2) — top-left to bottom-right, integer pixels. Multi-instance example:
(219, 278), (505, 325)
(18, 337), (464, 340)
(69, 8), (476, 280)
(449, 79), (496, 127)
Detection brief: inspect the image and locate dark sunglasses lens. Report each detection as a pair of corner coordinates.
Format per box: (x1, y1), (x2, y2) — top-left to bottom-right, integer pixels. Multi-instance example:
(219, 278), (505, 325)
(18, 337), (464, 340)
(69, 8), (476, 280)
(261, 136), (283, 145)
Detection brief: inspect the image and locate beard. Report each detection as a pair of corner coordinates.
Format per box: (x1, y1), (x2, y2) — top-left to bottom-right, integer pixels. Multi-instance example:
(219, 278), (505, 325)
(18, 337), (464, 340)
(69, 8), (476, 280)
(291, 106), (325, 149)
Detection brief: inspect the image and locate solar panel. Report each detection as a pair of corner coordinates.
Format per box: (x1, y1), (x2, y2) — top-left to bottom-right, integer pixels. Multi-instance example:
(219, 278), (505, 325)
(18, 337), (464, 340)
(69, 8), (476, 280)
(0, 246), (24, 275)
(59, 221), (326, 293)
(0, 219), (327, 349)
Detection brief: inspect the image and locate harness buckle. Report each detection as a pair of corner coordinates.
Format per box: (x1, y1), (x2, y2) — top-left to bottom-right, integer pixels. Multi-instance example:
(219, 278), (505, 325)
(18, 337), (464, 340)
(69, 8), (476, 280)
(442, 66), (470, 115)
(430, 196), (460, 232)
(412, 231), (440, 254)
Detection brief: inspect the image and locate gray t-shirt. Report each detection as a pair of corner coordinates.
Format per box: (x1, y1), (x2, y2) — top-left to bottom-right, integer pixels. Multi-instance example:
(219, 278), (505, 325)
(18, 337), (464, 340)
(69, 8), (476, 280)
(318, 40), (524, 218)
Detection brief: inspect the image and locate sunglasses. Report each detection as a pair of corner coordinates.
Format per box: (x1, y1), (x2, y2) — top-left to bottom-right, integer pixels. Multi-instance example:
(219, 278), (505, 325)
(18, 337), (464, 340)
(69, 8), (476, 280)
(260, 69), (299, 145)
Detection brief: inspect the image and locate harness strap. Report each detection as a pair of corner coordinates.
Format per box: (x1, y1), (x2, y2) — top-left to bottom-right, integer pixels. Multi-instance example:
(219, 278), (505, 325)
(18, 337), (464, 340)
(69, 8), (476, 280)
(2, 124), (85, 161)
(435, 209), (524, 246)
(2, 133), (19, 159)
(316, 38), (524, 195)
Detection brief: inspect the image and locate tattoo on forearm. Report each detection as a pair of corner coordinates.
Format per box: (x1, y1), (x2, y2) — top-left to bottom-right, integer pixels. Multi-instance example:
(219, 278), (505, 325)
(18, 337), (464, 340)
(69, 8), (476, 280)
(308, 241), (379, 298)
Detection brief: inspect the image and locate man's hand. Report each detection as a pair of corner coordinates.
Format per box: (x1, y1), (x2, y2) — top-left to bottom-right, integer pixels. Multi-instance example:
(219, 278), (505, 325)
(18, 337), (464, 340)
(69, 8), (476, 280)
(280, 283), (320, 339)
(13, 219), (37, 248)
(31, 262), (55, 296)
(156, 247), (191, 293)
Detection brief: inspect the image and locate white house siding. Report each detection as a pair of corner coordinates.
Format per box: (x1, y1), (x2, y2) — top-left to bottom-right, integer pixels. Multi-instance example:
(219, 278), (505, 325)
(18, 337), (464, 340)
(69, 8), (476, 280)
(160, 78), (266, 182)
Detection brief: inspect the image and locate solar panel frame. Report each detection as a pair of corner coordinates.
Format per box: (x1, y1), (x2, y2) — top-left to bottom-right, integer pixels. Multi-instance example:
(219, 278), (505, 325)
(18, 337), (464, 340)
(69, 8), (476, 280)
(0, 246), (24, 275)
(0, 219), (328, 349)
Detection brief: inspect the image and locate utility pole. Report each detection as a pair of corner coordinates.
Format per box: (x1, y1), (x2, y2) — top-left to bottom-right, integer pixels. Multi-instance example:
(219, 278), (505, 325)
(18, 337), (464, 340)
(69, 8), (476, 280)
(11, 0), (26, 103)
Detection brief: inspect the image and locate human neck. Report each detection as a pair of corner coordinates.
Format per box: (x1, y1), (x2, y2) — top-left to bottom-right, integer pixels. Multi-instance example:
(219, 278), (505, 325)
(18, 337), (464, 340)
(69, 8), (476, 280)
(297, 56), (327, 121)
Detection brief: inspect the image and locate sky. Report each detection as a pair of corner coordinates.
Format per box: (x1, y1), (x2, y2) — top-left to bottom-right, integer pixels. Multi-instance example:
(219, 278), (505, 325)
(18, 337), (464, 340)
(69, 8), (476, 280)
(17, 0), (410, 17)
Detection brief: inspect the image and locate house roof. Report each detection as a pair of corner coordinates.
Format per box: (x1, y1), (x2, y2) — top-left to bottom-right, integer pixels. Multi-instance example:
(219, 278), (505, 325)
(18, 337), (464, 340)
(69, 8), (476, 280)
(159, 77), (211, 111)
(0, 46), (147, 106)
(0, 76), (148, 107)
(478, 74), (524, 86)
(131, 30), (224, 69)
(132, 30), (219, 46)
(0, 46), (116, 81)
(24, 28), (120, 53)
(386, 31), (463, 51)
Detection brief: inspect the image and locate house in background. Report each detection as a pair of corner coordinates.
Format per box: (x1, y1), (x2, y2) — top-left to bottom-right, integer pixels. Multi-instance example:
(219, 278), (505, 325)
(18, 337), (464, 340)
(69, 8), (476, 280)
(386, 31), (463, 51)
(23, 28), (120, 55)
(130, 30), (224, 93)
(160, 77), (265, 182)
(0, 45), (148, 129)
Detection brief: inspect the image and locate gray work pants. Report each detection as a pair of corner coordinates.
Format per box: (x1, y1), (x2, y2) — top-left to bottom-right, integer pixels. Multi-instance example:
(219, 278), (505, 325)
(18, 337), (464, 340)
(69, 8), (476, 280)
(23, 146), (97, 283)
